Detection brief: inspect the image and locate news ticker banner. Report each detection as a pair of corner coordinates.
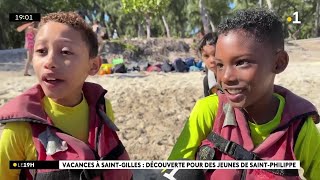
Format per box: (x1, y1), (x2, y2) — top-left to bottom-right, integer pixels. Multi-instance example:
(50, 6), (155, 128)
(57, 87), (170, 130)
(10, 160), (300, 170)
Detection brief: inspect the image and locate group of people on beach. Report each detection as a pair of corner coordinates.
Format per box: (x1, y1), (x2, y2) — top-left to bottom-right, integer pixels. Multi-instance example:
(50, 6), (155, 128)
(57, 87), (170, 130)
(0, 8), (319, 180)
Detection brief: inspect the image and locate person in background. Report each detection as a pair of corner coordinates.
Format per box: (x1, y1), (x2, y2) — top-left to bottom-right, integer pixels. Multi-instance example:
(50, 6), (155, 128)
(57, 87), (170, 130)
(23, 22), (37, 76)
(113, 29), (119, 39)
(198, 32), (219, 97)
(92, 20), (100, 35)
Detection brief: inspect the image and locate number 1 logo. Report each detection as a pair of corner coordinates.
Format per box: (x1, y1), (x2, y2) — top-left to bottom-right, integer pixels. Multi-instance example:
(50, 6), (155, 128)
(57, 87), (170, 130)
(292, 12), (301, 24)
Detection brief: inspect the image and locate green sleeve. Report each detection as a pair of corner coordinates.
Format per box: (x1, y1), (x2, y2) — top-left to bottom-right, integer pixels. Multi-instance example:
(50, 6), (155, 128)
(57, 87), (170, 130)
(168, 94), (219, 160)
(105, 98), (115, 122)
(294, 117), (320, 179)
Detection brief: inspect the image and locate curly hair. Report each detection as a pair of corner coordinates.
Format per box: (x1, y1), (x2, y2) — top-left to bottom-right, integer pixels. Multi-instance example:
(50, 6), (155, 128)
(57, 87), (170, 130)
(38, 12), (98, 58)
(218, 9), (284, 50)
(197, 32), (218, 55)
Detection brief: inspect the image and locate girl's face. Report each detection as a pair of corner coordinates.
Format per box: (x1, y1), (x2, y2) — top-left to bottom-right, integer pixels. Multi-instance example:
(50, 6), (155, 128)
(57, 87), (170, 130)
(201, 45), (216, 72)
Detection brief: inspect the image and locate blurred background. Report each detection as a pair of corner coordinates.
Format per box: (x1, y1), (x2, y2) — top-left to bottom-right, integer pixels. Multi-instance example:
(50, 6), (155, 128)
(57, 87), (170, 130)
(0, 0), (319, 49)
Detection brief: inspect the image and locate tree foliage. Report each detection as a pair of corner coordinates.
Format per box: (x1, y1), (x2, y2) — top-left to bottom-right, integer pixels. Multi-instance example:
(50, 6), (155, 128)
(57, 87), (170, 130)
(121, 0), (170, 15)
(0, 0), (319, 49)
(121, 0), (171, 38)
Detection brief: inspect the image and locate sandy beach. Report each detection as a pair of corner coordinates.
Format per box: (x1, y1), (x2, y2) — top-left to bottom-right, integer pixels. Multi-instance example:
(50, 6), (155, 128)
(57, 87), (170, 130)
(0, 38), (319, 179)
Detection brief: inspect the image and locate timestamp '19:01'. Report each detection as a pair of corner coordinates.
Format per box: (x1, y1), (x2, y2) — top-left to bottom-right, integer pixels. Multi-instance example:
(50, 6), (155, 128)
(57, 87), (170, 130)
(9, 13), (41, 22)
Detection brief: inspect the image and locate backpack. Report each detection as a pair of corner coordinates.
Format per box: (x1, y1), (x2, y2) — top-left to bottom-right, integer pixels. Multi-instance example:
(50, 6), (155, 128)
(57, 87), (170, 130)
(112, 58), (124, 65)
(189, 66), (200, 72)
(173, 58), (188, 72)
(113, 63), (127, 73)
(185, 57), (195, 67)
(138, 62), (150, 71)
(126, 62), (141, 72)
(147, 65), (162, 72)
(161, 60), (174, 72)
(196, 61), (203, 69)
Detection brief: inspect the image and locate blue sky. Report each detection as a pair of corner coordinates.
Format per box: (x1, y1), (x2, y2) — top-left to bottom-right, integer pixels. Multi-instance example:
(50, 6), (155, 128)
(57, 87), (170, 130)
(229, 2), (236, 9)
(85, 12), (110, 24)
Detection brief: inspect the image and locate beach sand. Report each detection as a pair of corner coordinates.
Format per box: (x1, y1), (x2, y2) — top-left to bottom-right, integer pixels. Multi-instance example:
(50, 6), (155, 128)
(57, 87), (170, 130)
(0, 38), (319, 179)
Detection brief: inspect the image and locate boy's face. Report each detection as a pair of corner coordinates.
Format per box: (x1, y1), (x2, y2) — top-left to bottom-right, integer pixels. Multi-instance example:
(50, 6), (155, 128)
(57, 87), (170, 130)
(33, 21), (100, 106)
(215, 31), (280, 108)
(201, 45), (216, 72)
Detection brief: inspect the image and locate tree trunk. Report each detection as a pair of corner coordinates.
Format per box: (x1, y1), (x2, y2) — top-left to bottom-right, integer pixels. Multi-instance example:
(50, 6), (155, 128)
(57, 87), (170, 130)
(315, 0), (320, 37)
(209, 19), (216, 33)
(105, 23), (112, 39)
(245, 0), (249, 8)
(266, 0), (273, 10)
(162, 15), (171, 38)
(138, 22), (144, 38)
(99, 11), (111, 39)
(99, 12), (105, 26)
(258, 0), (263, 8)
(0, 22), (5, 49)
(179, 21), (186, 38)
(106, 12), (118, 34)
(146, 14), (151, 39)
(199, 0), (211, 34)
